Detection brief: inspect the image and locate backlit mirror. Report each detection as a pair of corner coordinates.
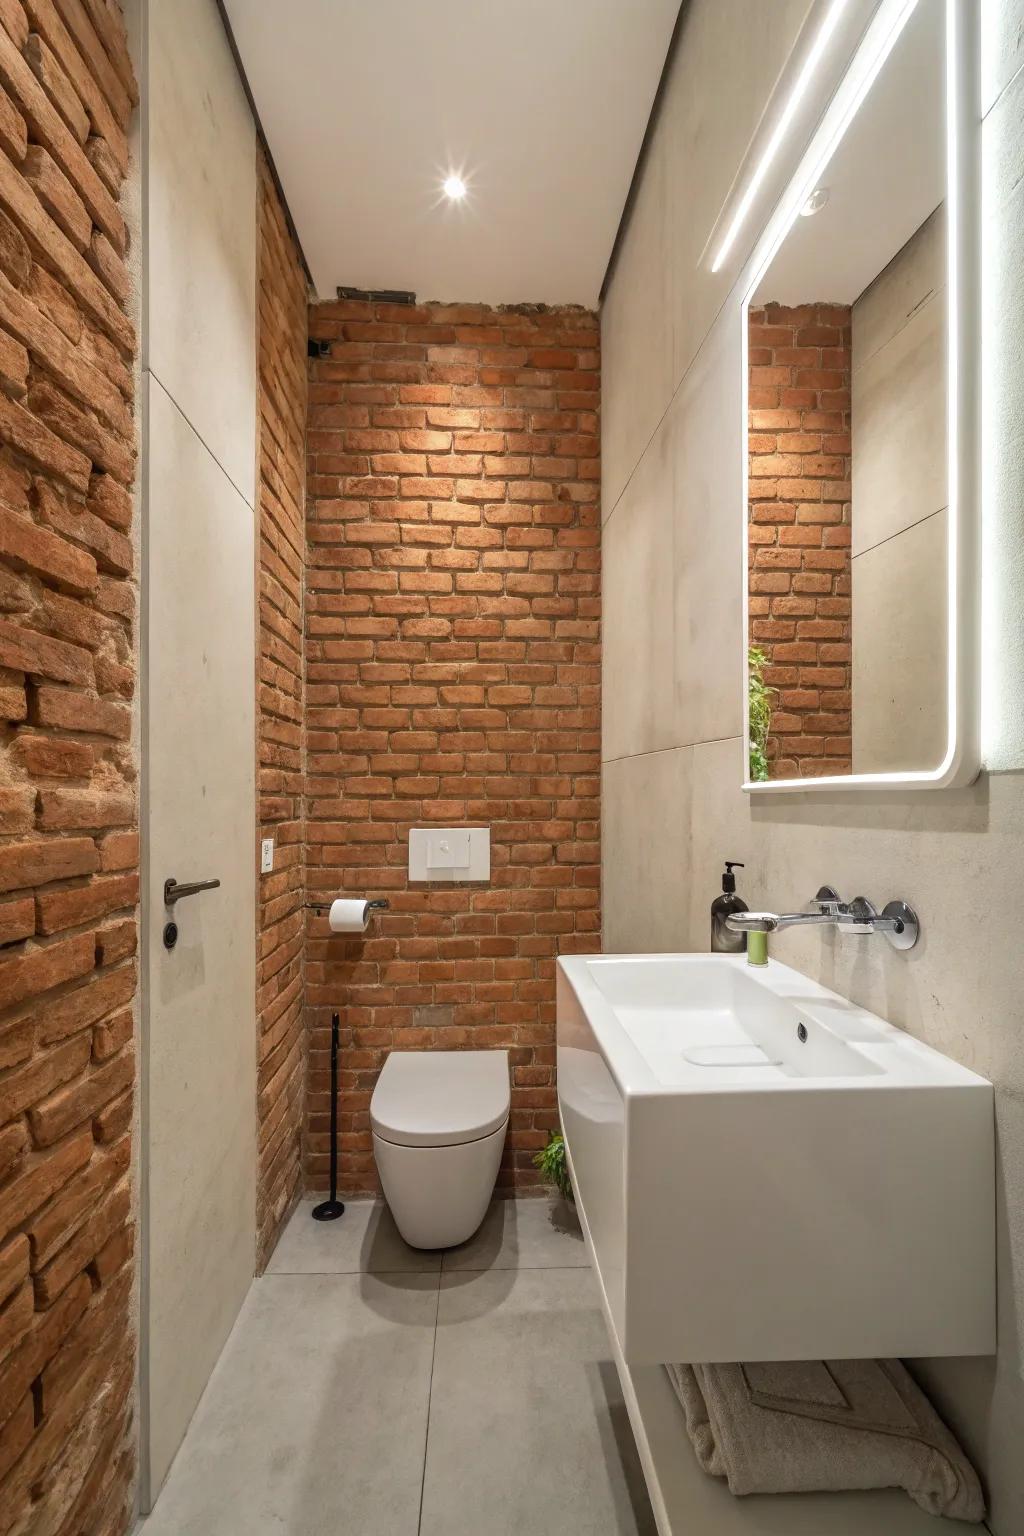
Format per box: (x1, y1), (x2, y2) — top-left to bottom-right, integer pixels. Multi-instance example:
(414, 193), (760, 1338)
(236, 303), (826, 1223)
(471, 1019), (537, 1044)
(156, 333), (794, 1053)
(741, 0), (977, 790)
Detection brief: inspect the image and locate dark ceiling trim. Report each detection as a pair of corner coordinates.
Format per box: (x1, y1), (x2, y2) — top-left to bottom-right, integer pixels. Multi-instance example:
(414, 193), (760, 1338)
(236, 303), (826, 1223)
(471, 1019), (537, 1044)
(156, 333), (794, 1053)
(214, 0), (315, 288)
(598, 0), (691, 306)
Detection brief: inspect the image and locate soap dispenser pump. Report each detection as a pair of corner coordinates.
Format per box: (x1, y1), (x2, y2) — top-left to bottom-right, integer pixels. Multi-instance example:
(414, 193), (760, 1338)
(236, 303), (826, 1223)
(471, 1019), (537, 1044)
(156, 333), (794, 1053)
(711, 861), (748, 953)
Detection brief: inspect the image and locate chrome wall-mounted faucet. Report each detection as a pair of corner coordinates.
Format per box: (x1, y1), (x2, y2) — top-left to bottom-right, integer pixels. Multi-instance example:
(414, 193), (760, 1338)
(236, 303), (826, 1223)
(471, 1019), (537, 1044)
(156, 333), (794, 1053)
(726, 886), (919, 950)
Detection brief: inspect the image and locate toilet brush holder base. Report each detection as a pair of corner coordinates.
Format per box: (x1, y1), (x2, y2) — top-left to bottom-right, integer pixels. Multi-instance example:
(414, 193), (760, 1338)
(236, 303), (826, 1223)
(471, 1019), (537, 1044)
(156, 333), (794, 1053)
(311, 1198), (345, 1222)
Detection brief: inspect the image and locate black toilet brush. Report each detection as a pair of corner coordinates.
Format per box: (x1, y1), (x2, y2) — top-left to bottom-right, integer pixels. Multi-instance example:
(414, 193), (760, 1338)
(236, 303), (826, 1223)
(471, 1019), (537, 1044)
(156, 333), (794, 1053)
(312, 1011), (345, 1221)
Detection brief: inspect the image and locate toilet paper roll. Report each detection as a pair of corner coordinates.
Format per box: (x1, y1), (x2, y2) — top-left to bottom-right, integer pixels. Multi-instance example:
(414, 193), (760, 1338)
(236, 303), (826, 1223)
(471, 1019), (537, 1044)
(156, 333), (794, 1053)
(328, 898), (373, 933)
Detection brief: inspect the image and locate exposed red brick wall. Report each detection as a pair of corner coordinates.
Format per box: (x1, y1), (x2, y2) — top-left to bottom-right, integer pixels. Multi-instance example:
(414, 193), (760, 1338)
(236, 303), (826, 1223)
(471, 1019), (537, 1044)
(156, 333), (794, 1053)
(255, 153), (307, 1270)
(0, 2), (138, 1531)
(304, 299), (600, 1195)
(748, 303), (852, 777)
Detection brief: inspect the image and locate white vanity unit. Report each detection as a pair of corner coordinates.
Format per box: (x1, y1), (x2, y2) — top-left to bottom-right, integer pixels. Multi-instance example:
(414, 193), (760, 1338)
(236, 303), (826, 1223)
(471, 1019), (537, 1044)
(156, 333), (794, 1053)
(556, 953), (995, 1536)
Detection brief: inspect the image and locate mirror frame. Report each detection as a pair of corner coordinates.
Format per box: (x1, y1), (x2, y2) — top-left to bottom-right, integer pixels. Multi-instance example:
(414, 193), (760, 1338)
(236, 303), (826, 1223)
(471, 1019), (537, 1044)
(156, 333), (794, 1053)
(739, 0), (979, 793)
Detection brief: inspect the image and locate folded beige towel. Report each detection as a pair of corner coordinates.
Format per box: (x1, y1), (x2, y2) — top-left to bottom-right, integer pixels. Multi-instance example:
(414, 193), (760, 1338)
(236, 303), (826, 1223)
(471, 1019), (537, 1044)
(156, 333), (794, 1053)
(666, 1359), (984, 1522)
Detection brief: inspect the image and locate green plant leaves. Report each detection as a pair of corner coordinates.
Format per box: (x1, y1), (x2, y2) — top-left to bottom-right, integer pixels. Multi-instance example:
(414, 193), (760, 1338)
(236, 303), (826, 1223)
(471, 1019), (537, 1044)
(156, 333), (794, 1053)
(532, 1132), (574, 1202)
(748, 645), (776, 782)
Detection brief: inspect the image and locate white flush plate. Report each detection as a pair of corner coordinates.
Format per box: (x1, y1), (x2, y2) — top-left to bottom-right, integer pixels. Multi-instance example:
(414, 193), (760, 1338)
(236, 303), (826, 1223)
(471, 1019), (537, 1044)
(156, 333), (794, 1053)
(409, 826), (489, 882)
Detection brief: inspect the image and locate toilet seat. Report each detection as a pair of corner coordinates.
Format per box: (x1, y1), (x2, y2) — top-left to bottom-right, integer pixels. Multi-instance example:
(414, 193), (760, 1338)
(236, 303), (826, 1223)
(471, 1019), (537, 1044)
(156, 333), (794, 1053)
(371, 1049), (510, 1147)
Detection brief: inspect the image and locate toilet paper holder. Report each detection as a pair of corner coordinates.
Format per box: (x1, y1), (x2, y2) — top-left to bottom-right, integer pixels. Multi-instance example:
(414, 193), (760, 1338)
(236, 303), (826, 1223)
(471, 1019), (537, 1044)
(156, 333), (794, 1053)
(304, 897), (390, 916)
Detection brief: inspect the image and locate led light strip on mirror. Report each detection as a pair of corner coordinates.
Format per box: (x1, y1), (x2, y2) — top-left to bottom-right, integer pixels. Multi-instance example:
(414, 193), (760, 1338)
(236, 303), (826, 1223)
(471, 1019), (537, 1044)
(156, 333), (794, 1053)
(739, 0), (979, 793)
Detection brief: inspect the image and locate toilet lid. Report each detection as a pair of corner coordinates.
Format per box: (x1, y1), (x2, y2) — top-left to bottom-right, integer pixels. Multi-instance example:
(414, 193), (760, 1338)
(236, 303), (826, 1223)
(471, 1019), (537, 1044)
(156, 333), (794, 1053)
(370, 1050), (511, 1147)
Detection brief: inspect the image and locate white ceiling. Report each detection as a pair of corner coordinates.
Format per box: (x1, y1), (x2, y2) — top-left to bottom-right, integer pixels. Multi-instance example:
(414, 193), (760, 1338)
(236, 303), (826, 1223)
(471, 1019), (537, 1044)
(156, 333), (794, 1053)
(223, 0), (680, 307)
(755, 0), (944, 308)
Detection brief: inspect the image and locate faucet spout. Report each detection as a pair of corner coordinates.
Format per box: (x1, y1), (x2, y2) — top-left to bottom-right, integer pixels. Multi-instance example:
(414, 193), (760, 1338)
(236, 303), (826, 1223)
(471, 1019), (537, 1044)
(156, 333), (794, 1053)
(725, 909), (836, 934)
(724, 888), (920, 950)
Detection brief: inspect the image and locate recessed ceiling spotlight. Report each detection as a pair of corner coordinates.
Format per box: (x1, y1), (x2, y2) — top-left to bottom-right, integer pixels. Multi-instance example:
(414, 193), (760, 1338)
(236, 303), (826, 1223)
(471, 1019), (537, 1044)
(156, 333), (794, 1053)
(801, 186), (830, 217)
(443, 174), (467, 202)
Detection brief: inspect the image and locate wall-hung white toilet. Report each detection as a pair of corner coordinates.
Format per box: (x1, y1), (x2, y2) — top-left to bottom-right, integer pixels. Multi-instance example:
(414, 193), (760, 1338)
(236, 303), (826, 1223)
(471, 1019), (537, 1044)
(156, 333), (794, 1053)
(370, 1050), (510, 1249)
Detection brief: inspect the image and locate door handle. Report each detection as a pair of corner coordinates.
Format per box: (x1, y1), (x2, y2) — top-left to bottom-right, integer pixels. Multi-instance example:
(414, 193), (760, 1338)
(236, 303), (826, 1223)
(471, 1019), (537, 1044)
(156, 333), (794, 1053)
(164, 877), (221, 907)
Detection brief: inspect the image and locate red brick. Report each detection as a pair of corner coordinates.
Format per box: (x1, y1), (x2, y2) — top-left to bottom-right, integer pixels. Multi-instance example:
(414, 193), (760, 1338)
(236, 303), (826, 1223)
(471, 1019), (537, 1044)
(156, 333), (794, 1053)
(23, 31), (90, 146)
(36, 786), (133, 831)
(0, 21), (125, 244)
(0, 207), (29, 288)
(0, 836), (98, 893)
(0, 929), (94, 1011)
(0, 1394), (32, 1482)
(304, 294), (600, 1196)
(97, 829), (136, 871)
(92, 1086), (129, 1143)
(0, 1234), (28, 1308)
(35, 871), (137, 934)
(0, 612), (95, 686)
(0, 504), (97, 593)
(0, 266), (130, 433)
(9, 730), (94, 777)
(31, 683), (130, 738)
(34, 1182), (129, 1305)
(28, 377), (135, 484)
(91, 1005), (130, 1060)
(35, 958), (135, 1045)
(0, 388), (90, 488)
(28, 1045), (132, 1144)
(0, 1279), (33, 1362)
(25, 1135), (128, 1269)
(748, 302), (851, 774)
(23, 143), (90, 251)
(0, 17), (135, 1513)
(0, 1127), (92, 1243)
(256, 153), (308, 1266)
(0, 896), (34, 945)
(94, 918), (134, 966)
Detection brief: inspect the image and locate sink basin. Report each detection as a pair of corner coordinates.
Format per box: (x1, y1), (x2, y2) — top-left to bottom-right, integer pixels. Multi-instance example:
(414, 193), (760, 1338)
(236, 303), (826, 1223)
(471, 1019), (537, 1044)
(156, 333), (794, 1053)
(556, 953), (994, 1364)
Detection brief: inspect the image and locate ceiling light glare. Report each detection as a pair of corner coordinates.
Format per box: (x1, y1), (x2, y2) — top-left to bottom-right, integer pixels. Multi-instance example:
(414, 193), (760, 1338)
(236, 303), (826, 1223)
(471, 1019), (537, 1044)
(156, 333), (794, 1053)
(711, 0), (850, 271)
(801, 186), (830, 216)
(443, 174), (467, 201)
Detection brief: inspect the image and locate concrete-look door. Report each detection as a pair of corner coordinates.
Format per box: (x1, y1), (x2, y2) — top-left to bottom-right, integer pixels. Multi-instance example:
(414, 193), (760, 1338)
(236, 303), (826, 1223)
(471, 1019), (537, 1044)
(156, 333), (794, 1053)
(141, 378), (257, 1503)
(137, 0), (259, 1506)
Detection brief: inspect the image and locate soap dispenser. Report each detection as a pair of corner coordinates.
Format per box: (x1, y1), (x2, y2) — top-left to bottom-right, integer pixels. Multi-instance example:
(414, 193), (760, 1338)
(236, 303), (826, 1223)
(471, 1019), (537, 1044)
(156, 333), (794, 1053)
(711, 861), (748, 953)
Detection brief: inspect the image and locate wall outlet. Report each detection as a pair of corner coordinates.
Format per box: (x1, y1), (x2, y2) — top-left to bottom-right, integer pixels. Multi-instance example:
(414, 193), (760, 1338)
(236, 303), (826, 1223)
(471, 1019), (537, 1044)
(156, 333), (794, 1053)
(260, 838), (274, 874)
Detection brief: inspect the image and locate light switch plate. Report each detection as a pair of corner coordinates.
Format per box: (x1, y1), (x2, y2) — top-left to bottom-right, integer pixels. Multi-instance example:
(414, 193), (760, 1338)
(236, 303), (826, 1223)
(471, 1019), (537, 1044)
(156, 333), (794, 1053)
(260, 838), (274, 874)
(409, 826), (489, 882)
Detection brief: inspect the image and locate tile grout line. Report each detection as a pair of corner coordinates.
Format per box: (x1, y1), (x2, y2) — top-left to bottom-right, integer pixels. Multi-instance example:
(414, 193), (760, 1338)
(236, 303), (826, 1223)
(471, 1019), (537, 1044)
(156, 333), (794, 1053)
(264, 1263), (589, 1277)
(263, 1267), (441, 1278)
(416, 1272), (443, 1536)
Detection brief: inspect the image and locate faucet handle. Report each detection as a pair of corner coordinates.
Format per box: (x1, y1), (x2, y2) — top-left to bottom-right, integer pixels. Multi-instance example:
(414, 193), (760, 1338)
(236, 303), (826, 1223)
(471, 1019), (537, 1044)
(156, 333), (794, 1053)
(813, 885), (845, 915)
(837, 896), (920, 950)
(842, 896), (878, 933)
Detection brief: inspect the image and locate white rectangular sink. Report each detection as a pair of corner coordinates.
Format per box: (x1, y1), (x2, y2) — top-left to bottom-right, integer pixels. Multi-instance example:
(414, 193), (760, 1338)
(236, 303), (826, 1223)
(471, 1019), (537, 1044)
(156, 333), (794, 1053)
(557, 953), (994, 1364)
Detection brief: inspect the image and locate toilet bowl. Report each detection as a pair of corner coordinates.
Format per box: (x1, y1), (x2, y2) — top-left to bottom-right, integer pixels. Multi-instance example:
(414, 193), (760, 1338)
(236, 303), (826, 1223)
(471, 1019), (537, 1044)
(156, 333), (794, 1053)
(370, 1049), (510, 1249)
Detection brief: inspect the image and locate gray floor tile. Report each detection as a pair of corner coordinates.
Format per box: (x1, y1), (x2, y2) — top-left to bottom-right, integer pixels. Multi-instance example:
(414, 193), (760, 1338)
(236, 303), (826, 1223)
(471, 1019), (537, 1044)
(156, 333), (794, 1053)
(267, 1197), (442, 1274)
(420, 1268), (657, 1536)
(142, 1272), (438, 1536)
(442, 1195), (588, 1272)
